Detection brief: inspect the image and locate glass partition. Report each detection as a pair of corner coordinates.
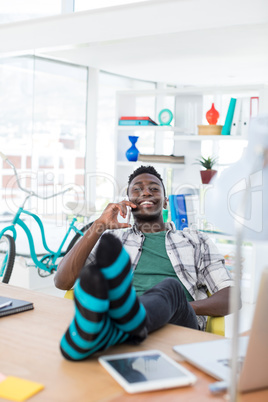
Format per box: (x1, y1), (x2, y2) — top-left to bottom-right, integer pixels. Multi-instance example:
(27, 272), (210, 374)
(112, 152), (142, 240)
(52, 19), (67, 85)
(0, 56), (87, 233)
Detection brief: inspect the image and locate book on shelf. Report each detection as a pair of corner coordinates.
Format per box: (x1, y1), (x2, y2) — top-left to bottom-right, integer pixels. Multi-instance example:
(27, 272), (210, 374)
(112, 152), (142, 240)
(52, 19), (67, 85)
(119, 116), (158, 126)
(221, 98), (237, 135)
(0, 296), (34, 317)
(138, 154), (185, 163)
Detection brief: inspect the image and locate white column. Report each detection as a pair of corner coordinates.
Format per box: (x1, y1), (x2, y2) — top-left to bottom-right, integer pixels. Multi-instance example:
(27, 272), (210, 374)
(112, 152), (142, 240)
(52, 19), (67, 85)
(259, 87), (268, 114)
(61, 0), (74, 14)
(85, 67), (99, 208)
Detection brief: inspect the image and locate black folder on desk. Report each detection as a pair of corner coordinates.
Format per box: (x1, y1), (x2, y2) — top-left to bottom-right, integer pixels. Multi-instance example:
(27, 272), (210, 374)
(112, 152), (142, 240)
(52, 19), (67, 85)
(0, 296), (34, 317)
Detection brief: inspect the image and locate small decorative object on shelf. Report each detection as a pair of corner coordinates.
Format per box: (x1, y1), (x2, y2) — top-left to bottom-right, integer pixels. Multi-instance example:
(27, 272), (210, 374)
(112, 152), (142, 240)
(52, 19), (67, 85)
(198, 124), (223, 135)
(158, 109), (173, 126)
(195, 156), (218, 184)
(206, 103), (220, 125)
(198, 103), (222, 135)
(125, 136), (139, 162)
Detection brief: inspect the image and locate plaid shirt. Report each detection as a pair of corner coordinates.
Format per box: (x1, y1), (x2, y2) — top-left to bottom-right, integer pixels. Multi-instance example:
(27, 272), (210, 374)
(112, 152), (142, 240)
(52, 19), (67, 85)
(85, 222), (233, 330)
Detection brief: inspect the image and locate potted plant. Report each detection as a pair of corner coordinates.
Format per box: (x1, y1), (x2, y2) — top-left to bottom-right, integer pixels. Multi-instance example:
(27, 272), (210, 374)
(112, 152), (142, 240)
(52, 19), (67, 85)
(195, 156), (218, 184)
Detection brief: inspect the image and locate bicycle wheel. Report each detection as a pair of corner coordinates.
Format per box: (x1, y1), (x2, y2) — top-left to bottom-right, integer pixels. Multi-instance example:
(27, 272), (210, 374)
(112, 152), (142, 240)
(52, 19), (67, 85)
(38, 255), (55, 278)
(0, 234), (16, 284)
(65, 222), (94, 254)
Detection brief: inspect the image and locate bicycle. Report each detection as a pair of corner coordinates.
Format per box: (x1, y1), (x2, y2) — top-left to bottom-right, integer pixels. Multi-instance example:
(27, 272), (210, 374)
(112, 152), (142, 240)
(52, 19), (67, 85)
(0, 152), (93, 284)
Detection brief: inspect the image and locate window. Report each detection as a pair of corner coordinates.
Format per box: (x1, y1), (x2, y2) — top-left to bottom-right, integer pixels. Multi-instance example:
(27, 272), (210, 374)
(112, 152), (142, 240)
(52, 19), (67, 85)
(75, 0), (152, 12)
(0, 56), (87, 227)
(0, 0), (61, 24)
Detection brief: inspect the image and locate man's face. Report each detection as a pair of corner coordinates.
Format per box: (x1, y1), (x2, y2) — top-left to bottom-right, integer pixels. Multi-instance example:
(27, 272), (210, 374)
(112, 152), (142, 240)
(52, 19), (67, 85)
(128, 173), (167, 220)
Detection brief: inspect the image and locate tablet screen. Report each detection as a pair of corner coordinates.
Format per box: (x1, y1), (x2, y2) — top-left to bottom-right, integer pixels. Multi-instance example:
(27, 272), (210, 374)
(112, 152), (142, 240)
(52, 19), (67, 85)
(108, 353), (185, 382)
(99, 350), (196, 393)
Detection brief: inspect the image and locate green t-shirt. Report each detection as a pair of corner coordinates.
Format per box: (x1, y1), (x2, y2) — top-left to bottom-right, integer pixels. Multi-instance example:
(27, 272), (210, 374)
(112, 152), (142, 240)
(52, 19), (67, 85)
(132, 231), (193, 302)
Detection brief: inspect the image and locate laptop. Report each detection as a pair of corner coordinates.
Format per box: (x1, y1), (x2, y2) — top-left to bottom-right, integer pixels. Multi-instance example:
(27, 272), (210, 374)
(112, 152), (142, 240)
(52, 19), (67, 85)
(173, 267), (268, 393)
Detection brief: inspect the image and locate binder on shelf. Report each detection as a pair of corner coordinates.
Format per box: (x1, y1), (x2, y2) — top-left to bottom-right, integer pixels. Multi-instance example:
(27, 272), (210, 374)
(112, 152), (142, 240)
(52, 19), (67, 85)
(169, 195), (188, 230)
(240, 97), (251, 138)
(230, 96), (258, 137)
(138, 154), (185, 164)
(169, 194), (197, 230)
(250, 96), (259, 117)
(221, 98), (237, 136)
(184, 195), (196, 227)
(230, 98), (242, 136)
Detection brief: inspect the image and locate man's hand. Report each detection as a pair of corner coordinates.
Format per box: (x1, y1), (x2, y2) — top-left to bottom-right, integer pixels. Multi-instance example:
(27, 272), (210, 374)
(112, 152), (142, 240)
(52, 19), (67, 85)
(94, 200), (137, 232)
(189, 287), (238, 317)
(54, 199), (137, 290)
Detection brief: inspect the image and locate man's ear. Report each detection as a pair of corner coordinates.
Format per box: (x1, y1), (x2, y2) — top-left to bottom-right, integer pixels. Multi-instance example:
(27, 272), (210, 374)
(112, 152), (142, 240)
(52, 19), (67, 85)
(163, 197), (168, 209)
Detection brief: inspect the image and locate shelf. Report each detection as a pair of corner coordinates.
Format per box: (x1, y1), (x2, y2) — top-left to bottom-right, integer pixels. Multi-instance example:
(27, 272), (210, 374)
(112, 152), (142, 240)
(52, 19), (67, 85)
(116, 161), (185, 168)
(118, 125), (248, 142)
(174, 135), (248, 141)
(117, 126), (248, 141)
(117, 125), (178, 131)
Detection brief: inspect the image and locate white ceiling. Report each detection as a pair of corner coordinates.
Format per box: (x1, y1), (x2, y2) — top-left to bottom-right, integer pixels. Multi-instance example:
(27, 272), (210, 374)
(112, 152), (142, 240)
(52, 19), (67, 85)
(1, 0), (268, 87)
(43, 23), (268, 87)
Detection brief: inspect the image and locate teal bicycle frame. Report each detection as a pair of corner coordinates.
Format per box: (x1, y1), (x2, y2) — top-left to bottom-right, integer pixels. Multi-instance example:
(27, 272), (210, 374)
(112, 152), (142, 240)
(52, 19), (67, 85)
(1, 208), (84, 273)
(0, 152), (86, 275)
(0, 207), (84, 273)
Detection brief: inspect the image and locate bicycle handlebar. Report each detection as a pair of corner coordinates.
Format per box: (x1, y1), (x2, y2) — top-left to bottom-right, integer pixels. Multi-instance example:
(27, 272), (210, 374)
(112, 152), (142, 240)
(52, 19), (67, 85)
(32, 187), (73, 200)
(0, 151), (8, 161)
(1, 151), (73, 201)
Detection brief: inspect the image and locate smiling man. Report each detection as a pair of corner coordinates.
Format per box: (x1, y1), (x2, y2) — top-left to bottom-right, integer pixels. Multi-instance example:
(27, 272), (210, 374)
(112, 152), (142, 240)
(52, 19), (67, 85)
(55, 166), (233, 361)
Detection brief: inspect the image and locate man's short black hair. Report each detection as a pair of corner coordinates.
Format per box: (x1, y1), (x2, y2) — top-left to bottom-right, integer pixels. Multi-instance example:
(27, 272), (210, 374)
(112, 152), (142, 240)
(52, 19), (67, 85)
(127, 165), (166, 196)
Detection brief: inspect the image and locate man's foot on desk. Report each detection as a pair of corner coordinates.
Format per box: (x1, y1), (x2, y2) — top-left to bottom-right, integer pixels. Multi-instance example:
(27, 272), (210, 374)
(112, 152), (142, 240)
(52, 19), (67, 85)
(96, 233), (147, 336)
(60, 234), (147, 360)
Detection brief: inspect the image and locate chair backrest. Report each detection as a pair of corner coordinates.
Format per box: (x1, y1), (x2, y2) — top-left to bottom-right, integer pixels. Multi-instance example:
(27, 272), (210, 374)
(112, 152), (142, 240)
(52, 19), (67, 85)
(64, 289), (74, 300)
(205, 316), (225, 336)
(205, 291), (225, 336)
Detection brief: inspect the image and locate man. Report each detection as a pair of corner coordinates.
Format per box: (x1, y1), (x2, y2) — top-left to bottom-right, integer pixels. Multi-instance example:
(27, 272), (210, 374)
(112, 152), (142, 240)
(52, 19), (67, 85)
(55, 166), (233, 361)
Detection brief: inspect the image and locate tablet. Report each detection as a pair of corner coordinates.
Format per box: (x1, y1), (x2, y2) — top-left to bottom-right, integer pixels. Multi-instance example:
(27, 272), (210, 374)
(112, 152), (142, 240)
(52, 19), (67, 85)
(98, 350), (196, 394)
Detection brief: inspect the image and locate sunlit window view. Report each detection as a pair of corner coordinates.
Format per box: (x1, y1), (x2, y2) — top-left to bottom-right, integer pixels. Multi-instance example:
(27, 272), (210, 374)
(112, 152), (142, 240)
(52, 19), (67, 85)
(0, 56), (87, 229)
(0, 0), (61, 24)
(75, 0), (152, 12)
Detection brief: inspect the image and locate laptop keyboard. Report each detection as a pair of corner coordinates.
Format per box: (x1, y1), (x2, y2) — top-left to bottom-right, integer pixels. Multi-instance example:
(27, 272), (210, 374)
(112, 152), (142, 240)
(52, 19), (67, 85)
(218, 357), (244, 373)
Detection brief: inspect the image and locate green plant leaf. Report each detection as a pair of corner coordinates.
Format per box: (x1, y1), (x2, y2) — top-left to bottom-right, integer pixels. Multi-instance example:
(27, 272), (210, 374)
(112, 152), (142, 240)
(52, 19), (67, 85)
(194, 156), (218, 170)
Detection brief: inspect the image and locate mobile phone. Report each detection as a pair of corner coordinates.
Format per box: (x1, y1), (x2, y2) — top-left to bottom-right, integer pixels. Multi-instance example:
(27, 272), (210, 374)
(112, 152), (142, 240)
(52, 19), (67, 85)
(117, 206), (131, 224)
(98, 350), (196, 394)
(117, 196), (131, 224)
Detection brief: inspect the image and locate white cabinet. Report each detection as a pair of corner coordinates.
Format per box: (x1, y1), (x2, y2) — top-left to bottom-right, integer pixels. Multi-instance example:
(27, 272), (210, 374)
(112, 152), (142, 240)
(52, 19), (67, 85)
(114, 86), (265, 198)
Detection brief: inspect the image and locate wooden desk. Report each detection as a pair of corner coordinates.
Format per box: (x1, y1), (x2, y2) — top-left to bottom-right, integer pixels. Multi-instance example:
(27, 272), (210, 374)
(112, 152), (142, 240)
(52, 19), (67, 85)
(0, 284), (267, 402)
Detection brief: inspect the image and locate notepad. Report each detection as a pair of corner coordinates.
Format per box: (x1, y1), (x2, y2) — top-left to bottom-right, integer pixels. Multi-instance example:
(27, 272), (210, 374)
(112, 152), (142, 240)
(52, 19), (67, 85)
(0, 296), (34, 317)
(0, 376), (44, 401)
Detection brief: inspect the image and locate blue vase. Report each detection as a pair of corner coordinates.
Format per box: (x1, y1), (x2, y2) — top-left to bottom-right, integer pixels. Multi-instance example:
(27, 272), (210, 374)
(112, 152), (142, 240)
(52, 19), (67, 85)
(125, 136), (139, 162)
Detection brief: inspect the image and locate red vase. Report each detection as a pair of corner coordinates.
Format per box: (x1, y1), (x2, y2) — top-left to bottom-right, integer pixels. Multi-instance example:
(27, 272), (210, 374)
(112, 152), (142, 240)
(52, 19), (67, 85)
(206, 103), (220, 125)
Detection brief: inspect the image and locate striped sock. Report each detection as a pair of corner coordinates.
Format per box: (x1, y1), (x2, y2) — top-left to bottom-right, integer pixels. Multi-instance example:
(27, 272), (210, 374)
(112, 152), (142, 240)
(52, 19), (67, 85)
(96, 233), (147, 336)
(60, 264), (128, 361)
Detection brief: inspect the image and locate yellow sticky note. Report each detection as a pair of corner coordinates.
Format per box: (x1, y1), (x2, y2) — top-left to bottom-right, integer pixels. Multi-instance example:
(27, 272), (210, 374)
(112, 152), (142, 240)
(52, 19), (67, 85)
(0, 376), (44, 402)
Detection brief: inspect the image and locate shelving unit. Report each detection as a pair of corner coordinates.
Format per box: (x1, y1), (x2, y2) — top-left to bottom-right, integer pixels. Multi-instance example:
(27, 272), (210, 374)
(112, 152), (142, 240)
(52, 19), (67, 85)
(114, 86), (265, 199)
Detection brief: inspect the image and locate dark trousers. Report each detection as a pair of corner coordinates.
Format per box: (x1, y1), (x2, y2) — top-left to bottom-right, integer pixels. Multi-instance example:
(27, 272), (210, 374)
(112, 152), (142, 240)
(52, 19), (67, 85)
(139, 278), (199, 333)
